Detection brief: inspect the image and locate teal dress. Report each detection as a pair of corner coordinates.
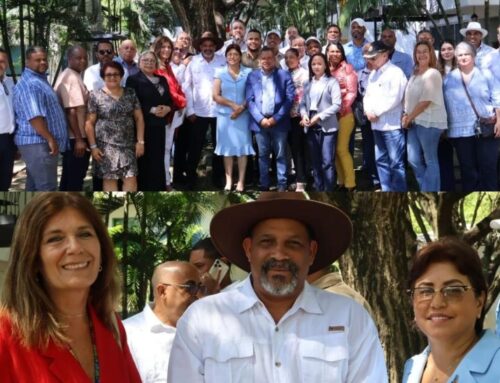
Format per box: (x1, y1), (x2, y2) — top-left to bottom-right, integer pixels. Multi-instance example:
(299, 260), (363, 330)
(214, 65), (255, 156)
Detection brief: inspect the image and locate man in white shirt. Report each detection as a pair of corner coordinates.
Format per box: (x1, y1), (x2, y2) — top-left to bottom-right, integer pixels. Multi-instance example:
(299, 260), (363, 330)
(184, 32), (226, 189)
(124, 261), (200, 383)
(219, 19), (247, 55)
(363, 41), (408, 191)
(0, 47), (15, 190)
(168, 192), (388, 383)
(460, 21), (495, 69)
(280, 36), (308, 70)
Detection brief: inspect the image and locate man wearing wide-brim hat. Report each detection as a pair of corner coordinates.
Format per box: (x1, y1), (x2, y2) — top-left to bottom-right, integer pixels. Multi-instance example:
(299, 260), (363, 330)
(168, 193), (388, 382)
(460, 21), (495, 69)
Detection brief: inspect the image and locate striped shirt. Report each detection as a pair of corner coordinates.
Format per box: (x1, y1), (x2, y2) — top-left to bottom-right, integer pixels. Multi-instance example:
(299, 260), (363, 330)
(13, 68), (68, 150)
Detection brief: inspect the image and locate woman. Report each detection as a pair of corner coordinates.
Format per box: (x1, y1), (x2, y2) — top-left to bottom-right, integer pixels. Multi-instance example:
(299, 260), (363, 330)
(438, 40), (456, 76)
(153, 36), (187, 191)
(403, 238), (500, 382)
(443, 41), (500, 191)
(213, 44), (254, 192)
(85, 61), (144, 191)
(126, 51), (173, 191)
(300, 53), (342, 191)
(0, 193), (141, 382)
(326, 42), (358, 191)
(403, 41), (447, 192)
(285, 48), (309, 192)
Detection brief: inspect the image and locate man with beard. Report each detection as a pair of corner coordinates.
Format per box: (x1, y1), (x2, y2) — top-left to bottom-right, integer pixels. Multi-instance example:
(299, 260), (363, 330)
(168, 193), (388, 383)
(242, 28), (263, 69)
(344, 18), (371, 72)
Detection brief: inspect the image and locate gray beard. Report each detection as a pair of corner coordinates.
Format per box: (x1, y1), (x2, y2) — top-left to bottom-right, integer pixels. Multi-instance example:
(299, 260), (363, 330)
(259, 259), (299, 296)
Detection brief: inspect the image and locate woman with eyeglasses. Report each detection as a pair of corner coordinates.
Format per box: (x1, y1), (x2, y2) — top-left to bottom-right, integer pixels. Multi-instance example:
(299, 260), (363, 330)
(0, 192), (141, 382)
(85, 61), (145, 191)
(402, 238), (500, 383)
(126, 51), (173, 191)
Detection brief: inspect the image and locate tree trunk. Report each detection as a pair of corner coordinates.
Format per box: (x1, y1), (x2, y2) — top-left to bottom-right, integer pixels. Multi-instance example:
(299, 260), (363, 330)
(324, 193), (426, 382)
(170, 0), (218, 38)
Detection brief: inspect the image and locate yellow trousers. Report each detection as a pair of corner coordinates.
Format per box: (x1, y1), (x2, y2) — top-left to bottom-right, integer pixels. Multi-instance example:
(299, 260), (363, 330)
(335, 113), (356, 188)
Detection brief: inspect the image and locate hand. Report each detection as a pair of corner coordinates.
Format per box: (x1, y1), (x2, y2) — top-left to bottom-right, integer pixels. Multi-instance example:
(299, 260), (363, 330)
(187, 114), (197, 123)
(366, 112), (379, 123)
(300, 116), (310, 127)
(136, 142), (145, 158)
(73, 138), (87, 157)
(309, 114), (320, 126)
(155, 105), (171, 118)
(402, 114), (411, 129)
(47, 138), (59, 156)
(260, 118), (271, 128)
(230, 105), (245, 120)
(267, 117), (277, 127)
(495, 120), (500, 138)
(200, 272), (221, 296)
(91, 147), (104, 162)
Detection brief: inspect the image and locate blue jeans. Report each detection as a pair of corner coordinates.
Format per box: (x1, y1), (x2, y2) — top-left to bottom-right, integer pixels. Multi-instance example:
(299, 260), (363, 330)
(255, 128), (288, 189)
(407, 125), (442, 192)
(306, 128), (337, 191)
(373, 129), (407, 191)
(18, 143), (59, 191)
(451, 136), (499, 191)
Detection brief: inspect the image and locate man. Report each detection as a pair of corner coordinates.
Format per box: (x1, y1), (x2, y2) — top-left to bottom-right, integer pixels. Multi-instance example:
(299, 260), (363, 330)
(305, 36), (322, 56)
(219, 19), (247, 54)
(83, 40), (128, 92)
(168, 193), (388, 382)
(344, 18), (370, 72)
(246, 47), (295, 191)
(416, 29), (439, 60)
(363, 41), (408, 192)
(124, 261), (200, 383)
(281, 36), (308, 70)
(54, 45), (90, 191)
(380, 27), (413, 79)
(13, 46), (68, 191)
(242, 28), (263, 69)
(189, 237), (232, 292)
(460, 21), (495, 69)
(0, 48), (15, 191)
(323, 24), (342, 52)
(184, 32), (226, 189)
(265, 29), (284, 64)
(176, 31), (195, 65)
(115, 39), (139, 76)
(280, 25), (299, 52)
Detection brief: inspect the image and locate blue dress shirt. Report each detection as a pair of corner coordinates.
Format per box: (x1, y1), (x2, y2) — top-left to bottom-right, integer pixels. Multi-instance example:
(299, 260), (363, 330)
(344, 39), (369, 72)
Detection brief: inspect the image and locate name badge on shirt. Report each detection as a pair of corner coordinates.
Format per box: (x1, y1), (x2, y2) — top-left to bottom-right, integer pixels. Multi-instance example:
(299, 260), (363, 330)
(328, 325), (345, 333)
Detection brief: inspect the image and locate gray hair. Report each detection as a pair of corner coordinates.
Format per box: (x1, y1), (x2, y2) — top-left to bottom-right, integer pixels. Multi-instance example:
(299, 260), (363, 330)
(138, 50), (158, 67)
(455, 41), (476, 58)
(26, 46), (46, 59)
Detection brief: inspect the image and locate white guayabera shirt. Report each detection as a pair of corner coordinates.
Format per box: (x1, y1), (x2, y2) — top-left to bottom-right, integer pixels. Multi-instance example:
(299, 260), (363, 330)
(167, 276), (388, 383)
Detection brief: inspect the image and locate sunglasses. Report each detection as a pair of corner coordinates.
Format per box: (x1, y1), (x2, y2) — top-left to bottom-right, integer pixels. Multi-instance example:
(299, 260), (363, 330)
(98, 49), (113, 55)
(160, 281), (206, 296)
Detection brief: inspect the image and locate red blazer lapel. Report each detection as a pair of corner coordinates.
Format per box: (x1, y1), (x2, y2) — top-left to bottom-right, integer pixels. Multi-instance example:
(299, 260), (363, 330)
(40, 341), (90, 383)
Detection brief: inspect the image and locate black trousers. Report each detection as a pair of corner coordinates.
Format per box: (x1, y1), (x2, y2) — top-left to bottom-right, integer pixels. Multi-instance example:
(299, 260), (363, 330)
(173, 120), (190, 184)
(288, 117), (307, 183)
(60, 139), (91, 191)
(0, 133), (15, 191)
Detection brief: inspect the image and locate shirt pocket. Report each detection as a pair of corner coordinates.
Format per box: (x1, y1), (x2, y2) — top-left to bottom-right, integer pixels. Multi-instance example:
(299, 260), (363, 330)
(203, 339), (255, 383)
(299, 333), (348, 383)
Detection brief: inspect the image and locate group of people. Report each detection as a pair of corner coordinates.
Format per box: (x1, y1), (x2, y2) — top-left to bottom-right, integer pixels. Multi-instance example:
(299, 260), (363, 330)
(0, 19), (499, 191)
(0, 192), (499, 383)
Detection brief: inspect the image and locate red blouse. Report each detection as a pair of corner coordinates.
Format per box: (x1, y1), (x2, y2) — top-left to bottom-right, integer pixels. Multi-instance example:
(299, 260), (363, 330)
(330, 61), (358, 117)
(155, 64), (187, 110)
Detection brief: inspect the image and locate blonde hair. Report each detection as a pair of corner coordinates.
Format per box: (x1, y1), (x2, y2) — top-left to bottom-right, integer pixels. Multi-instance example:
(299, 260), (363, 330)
(0, 192), (121, 348)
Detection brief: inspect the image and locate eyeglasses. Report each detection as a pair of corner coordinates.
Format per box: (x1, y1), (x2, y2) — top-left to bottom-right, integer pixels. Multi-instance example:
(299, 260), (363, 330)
(104, 73), (121, 78)
(160, 281), (205, 296)
(408, 285), (473, 303)
(98, 49), (113, 55)
(140, 59), (157, 64)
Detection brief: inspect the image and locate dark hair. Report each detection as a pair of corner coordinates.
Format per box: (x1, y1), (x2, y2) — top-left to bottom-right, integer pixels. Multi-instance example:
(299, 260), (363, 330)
(0, 47), (6, 55)
(413, 41), (437, 74)
(231, 19), (245, 28)
(438, 40), (457, 76)
(95, 40), (113, 52)
(100, 61), (125, 79)
(66, 45), (85, 60)
(408, 237), (488, 335)
(260, 46), (275, 56)
(26, 46), (46, 60)
(326, 24), (341, 34)
(225, 43), (242, 57)
(191, 237), (221, 261)
(308, 53), (331, 80)
(285, 48), (299, 57)
(247, 29), (262, 38)
(325, 42), (346, 64)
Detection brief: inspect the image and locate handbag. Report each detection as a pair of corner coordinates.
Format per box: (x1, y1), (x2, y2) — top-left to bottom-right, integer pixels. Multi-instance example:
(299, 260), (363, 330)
(460, 73), (497, 138)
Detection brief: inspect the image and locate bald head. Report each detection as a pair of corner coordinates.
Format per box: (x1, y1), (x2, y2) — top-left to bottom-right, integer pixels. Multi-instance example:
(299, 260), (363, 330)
(152, 261), (200, 299)
(119, 39), (137, 63)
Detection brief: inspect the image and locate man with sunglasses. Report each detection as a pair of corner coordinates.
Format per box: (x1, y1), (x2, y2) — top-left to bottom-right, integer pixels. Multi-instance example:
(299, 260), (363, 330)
(124, 261), (201, 383)
(83, 40), (129, 92)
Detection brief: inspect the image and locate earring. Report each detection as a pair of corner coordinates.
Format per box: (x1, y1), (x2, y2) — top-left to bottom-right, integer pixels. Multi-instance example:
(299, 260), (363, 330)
(99, 265), (103, 272)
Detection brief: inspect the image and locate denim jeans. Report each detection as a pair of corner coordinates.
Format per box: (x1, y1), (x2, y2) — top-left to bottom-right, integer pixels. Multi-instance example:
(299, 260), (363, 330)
(60, 138), (90, 191)
(18, 143), (59, 191)
(255, 128), (288, 189)
(407, 125), (443, 192)
(306, 128), (337, 191)
(373, 129), (407, 191)
(452, 136), (499, 191)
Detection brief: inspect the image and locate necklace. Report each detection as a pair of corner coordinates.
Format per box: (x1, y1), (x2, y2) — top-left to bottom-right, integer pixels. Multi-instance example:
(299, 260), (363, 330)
(68, 314), (100, 383)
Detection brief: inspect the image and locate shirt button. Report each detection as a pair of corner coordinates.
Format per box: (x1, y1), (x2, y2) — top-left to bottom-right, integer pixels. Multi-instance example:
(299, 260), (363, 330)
(275, 362), (281, 367)
(275, 327), (279, 332)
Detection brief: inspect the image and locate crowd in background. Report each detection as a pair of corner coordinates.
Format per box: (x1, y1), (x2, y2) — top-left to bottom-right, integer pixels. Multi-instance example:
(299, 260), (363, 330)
(0, 18), (499, 191)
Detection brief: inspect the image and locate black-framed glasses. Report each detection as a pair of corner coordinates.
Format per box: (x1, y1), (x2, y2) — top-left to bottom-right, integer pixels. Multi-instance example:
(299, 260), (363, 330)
(160, 281), (205, 296)
(98, 49), (113, 55)
(407, 285), (473, 303)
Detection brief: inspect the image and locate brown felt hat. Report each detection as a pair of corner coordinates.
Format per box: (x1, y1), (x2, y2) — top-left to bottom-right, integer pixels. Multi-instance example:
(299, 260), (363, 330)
(209, 193), (353, 273)
(193, 31), (224, 51)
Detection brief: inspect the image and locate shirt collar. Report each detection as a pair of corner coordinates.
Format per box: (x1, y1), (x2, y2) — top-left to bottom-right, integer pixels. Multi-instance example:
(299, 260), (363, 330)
(376, 60), (391, 74)
(261, 68), (276, 77)
(142, 302), (176, 333)
(450, 330), (500, 376)
(24, 67), (48, 80)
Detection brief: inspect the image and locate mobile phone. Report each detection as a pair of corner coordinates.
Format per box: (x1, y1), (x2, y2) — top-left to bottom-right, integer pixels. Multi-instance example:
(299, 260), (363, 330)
(208, 258), (230, 284)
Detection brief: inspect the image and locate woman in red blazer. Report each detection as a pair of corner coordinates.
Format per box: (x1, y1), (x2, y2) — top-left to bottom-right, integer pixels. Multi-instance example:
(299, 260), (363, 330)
(0, 192), (141, 383)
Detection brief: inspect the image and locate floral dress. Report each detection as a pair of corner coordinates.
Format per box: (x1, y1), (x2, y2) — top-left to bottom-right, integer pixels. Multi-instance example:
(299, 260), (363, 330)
(88, 87), (141, 179)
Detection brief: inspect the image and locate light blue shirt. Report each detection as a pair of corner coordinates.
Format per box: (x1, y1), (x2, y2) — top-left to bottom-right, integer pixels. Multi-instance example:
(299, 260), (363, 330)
(261, 69), (276, 116)
(390, 50), (414, 79)
(402, 330), (500, 383)
(443, 67), (500, 138)
(483, 50), (499, 82)
(344, 39), (369, 72)
(13, 68), (68, 150)
(475, 43), (495, 70)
